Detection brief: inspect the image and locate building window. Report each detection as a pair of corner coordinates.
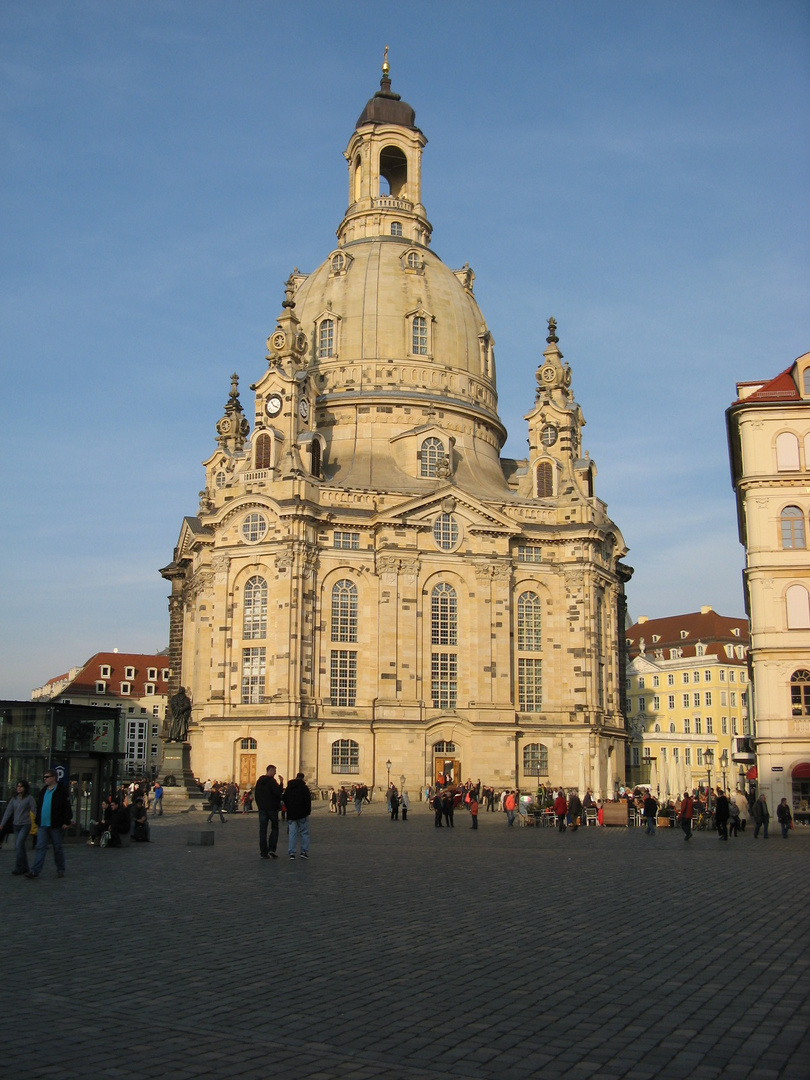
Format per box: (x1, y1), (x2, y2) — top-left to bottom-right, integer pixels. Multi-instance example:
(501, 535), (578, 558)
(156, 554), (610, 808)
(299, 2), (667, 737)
(120, 682), (131, 695)
(255, 432), (272, 470)
(431, 652), (457, 709)
(683, 672), (690, 684)
(145, 684), (155, 696)
(147, 668), (158, 680)
(420, 437), (444, 477)
(791, 670), (810, 715)
(431, 583), (457, 646)
(517, 545), (542, 562)
(706, 718), (713, 734)
(243, 576), (268, 640)
(241, 737), (258, 750)
(433, 513), (459, 550)
(100, 664), (111, 678)
(732, 717), (738, 735)
(96, 681), (106, 694)
(536, 461), (553, 498)
(151, 724), (159, 737)
(696, 644), (705, 657)
(776, 431), (800, 471)
(697, 749), (703, 766)
(632, 747), (640, 767)
(652, 676), (660, 688)
(786, 583), (810, 629)
(331, 738), (359, 773)
(704, 670), (712, 682)
(330, 650), (357, 706)
(719, 669), (726, 681)
(669, 722), (676, 733)
(668, 695), (675, 709)
(406, 251), (422, 270)
(242, 513), (268, 543)
(412, 315), (428, 355)
(684, 718), (691, 733)
(318, 318), (335, 359)
(639, 698), (646, 712)
(693, 692), (701, 708)
(667, 674), (675, 686)
(331, 579), (358, 643)
(433, 741), (456, 753)
(518, 658), (543, 711)
(653, 696), (660, 711)
(684, 748), (692, 766)
(390, 222), (402, 237)
(721, 717), (728, 734)
(331, 253), (346, 273)
(730, 692), (737, 706)
(695, 718), (702, 734)
(523, 742), (548, 776)
(638, 677), (646, 690)
(125, 666), (135, 679)
(334, 531), (360, 549)
(682, 694), (690, 708)
(693, 670), (700, 683)
(517, 592), (542, 651)
(241, 648), (265, 704)
(781, 506), (806, 549)
(215, 470), (227, 488)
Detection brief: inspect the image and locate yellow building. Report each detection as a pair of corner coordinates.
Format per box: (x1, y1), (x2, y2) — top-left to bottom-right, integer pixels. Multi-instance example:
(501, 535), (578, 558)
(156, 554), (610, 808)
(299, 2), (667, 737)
(625, 609), (751, 797)
(161, 64), (631, 797)
(727, 352), (810, 820)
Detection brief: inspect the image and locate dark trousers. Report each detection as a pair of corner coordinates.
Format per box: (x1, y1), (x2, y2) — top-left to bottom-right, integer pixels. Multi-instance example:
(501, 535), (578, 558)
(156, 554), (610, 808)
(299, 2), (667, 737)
(434, 809), (443, 827)
(401, 807), (407, 820)
(259, 809), (279, 855)
(717, 818), (728, 840)
(338, 804), (346, 815)
(680, 817), (692, 840)
(471, 815), (478, 830)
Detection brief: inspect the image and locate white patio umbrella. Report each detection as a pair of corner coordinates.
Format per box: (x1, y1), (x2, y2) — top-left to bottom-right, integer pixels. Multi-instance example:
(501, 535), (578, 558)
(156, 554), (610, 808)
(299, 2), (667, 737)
(685, 762), (693, 794)
(578, 753), (586, 798)
(649, 759), (658, 798)
(668, 754), (679, 803)
(660, 758), (670, 802)
(676, 755), (686, 797)
(606, 753), (614, 799)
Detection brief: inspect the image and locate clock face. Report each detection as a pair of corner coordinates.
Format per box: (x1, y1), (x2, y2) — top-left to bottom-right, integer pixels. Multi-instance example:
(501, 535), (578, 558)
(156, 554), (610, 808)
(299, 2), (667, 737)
(271, 331), (286, 352)
(541, 423), (558, 447)
(265, 394), (283, 417)
(541, 364), (557, 384)
(299, 399), (309, 421)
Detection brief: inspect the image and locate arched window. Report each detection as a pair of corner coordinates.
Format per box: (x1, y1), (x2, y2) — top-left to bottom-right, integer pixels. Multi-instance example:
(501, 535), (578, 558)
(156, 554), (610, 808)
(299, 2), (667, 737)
(433, 740), (456, 753)
(353, 155), (361, 202)
(803, 369), (810, 396)
(523, 743), (549, 776)
(420, 437), (444, 477)
(786, 584), (810, 629)
(391, 222), (402, 236)
(243, 576), (267, 640)
(331, 738), (359, 774)
(431, 584), (457, 709)
(781, 506), (806, 549)
(412, 315), (428, 355)
(536, 461), (553, 498)
(791, 670), (810, 715)
(318, 318), (335, 359)
(240, 737), (257, 750)
(433, 513), (459, 550)
(255, 432), (271, 471)
(331, 580), (358, 642)
(517, 592), (542, 651)
(310, 439), (321, 479)
(406, 251), (422, 270)
(776, 432), (800, 471)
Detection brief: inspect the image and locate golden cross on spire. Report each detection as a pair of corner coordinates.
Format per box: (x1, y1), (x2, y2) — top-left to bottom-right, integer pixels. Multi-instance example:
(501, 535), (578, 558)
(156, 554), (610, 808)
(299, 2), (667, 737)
(382, 45), (390, 77)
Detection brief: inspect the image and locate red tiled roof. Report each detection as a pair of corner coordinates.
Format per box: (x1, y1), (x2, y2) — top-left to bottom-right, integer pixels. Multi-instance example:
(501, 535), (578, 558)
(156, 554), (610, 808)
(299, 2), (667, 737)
(61, 652), (170, 699)
(736, 366), (800, 404)
(626, 609), (748, 661)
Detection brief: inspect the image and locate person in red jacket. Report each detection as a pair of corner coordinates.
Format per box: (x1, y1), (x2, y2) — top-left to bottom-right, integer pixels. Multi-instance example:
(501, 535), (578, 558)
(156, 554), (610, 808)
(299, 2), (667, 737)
(554, 791), (568, 832)
(678, 791), (694, 841)
(470, 792), (479, 830)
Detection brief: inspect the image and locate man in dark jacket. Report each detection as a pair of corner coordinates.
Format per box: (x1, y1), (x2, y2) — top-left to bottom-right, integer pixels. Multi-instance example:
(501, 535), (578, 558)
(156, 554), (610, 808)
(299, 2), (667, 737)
(283, 773), (312, 860)
(27, 769), (74, 879)
(254, 764), (283, 859)
(714, 788), (730, 841)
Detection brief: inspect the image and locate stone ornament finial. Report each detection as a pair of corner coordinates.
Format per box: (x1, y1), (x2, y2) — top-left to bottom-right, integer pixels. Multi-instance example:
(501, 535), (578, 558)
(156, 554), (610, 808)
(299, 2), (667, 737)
(383, 45), (389, 76)
(282, 273), (296, 309)
(547, 317), (559, 344)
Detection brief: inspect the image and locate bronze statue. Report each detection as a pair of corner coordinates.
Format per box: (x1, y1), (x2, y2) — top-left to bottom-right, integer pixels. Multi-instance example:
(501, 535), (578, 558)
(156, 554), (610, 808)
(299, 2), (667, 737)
(167, 686), (192, 742)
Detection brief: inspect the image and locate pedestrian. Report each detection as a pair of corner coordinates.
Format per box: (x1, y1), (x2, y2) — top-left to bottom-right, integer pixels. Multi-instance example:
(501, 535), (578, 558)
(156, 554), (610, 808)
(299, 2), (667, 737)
(432, 791), (443, 828)
(152, 780), (164, 816)
(678, 791), (694, 841)
(568, 790), (582, 832)
(206, 782), (227, 824)
(254, 764), (283, 859)
(470, 791), (479, 830)
(389, 785), (400, 820)
(241, 787), (253, 814)
(728, 800), (741, 837)
(642, 790), (658, 836)
(504, 790), (517, 827)
(338, 786), (348, 816)
(401, 790), (410, 821)
(0, 780), (37, 876)
(554, 790), (568, 832)
(26, 769), (74, 879)
(714, 788), (730, 841)
(776, 797), (793, 839)
(443, 791), (454, 828)
(752, 794), (770, 839)
(284, 772), (311, 859)
(354, 785), (363, 816)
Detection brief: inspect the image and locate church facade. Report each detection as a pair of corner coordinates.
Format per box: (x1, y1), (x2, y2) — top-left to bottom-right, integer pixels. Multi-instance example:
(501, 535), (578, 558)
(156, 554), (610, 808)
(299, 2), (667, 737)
(161, 64), (632, 797)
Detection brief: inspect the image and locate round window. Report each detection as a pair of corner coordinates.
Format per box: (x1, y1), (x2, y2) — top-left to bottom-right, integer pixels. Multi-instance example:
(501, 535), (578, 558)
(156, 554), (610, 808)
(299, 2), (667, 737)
(242, 513), (268, 543)
(331, 253), (345, 272)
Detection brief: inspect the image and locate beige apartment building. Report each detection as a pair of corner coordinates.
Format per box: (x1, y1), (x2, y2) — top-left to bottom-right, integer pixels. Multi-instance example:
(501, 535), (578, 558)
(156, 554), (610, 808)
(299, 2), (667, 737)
(625, 609), (751, 797)
(161, 63), (631, 796)
(727, 352), (810, 820)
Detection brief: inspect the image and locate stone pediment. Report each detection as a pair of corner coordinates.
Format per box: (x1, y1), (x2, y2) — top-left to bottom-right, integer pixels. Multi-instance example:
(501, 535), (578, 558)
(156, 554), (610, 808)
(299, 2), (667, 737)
(373, 486), (519, 536)
(176, 516), (213, 559)
(626, 655), (660, 676)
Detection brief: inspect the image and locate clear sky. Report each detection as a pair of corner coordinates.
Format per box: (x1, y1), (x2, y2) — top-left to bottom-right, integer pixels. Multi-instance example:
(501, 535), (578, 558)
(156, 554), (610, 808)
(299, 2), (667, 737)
(1, 0), (808, 699)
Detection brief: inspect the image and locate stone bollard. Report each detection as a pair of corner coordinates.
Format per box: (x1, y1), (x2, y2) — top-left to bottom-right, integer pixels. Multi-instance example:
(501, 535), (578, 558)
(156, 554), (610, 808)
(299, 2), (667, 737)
(186, 830), (215, 847)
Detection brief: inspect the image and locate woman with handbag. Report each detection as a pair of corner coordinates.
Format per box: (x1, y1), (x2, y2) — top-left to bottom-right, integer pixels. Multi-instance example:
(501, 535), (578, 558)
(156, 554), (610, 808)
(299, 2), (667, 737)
(0, 780), (37, 875)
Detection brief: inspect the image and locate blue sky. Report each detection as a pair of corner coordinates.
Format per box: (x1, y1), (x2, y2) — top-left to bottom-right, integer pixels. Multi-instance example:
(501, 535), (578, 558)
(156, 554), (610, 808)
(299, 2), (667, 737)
(1, 1), (808, 699)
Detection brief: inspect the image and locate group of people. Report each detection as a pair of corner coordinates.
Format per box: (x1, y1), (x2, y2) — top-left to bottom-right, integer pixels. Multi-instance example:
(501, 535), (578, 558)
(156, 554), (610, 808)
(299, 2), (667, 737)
(202, 779), (255, 815)
(250, 765), (311, 859)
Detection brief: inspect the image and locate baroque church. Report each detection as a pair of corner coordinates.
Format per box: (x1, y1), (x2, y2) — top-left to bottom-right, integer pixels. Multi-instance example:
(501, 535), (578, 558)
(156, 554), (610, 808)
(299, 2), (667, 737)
(161, 60), (632, 797)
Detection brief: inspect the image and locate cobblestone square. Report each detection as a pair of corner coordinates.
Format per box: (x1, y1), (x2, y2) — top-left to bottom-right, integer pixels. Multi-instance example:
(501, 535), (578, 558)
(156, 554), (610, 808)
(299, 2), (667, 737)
(3, 802), (808, 1079)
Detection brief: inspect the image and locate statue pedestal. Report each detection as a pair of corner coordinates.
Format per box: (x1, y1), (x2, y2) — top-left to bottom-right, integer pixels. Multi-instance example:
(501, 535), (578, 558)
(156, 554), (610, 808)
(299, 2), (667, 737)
(159, 742), (205, 803)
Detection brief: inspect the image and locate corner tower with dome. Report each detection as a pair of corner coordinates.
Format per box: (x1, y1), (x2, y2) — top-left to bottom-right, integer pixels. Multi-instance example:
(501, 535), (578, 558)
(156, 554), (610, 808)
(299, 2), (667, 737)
(161, 60), (632, 796)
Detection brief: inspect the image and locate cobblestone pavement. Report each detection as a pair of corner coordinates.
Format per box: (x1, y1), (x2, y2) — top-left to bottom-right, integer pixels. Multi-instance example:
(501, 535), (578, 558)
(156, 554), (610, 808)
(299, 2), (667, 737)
(3, 801), (808, 1080)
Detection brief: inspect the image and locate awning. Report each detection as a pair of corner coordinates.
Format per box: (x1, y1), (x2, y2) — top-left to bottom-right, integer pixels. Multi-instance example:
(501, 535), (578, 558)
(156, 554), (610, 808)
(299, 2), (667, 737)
(745, 766), (757, 780)
(792, 762), (810, 779)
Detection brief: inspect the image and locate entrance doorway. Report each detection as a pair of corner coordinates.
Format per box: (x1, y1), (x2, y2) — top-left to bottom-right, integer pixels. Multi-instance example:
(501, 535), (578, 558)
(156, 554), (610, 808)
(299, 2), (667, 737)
(434, 757), (461, 787)
(69, 758), (99, 838)
(240, 754), (256, 788)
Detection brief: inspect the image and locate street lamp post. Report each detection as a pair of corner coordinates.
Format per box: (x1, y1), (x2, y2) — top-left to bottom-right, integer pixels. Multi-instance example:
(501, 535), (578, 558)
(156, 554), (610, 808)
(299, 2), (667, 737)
(720, 750), (728, 791)
(704, 748), (714, 811)
(386, 759), (392, 790)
